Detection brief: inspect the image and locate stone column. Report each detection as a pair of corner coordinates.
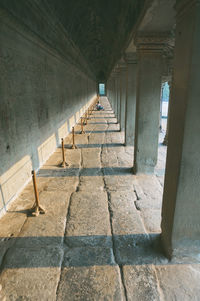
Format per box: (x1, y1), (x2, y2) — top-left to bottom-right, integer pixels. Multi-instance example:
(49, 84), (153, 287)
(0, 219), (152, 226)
(133, 35), (166, 174)
(108, 76), (114, 110)
(161, 0), (200, 260)
(107, 79), (110, 103)
(115, 67), (121, 127)
(162, 80), (172, 145)
(160, 83), (164, 132)
(112, 70), (118, 117)
(118, 59), (127, 132)
(124, 52), (137, 146)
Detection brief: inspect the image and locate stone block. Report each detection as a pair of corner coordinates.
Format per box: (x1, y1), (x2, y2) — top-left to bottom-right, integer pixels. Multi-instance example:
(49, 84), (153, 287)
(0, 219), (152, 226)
(123, 265), (160, 301)
(57, 266), (125, 301)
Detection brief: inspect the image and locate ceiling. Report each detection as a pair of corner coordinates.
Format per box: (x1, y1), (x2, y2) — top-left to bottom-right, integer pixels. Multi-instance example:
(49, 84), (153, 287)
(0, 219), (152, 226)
(46, 0), (146, 81)
(0, 0), (176, 81)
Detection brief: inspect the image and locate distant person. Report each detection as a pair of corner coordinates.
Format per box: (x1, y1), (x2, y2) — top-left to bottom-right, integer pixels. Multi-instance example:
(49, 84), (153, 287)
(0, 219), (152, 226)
(96, 101), (104, 111)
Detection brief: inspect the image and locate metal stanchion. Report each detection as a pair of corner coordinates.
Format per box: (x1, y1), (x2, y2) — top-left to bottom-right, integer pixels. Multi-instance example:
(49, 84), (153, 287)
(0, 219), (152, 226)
(80, 117), (85, 134)
(60, 138), (68, 167)
(71, 126), (77, 149)
(31, 170), (45, 216)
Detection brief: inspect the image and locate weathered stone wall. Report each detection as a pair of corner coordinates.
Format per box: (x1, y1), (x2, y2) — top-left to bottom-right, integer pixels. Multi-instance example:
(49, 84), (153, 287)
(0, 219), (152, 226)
(0, 8), (96, 215)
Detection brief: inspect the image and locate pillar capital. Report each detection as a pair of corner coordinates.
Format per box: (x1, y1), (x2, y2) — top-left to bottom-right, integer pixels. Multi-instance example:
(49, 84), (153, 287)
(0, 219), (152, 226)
(135, 33), (172, 53)
(124, 52), (137, 64)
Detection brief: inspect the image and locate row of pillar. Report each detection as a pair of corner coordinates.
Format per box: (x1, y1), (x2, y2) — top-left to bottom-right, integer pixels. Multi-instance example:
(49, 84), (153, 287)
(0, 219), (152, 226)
(108, 37), (166, 174)
(107, 0), (200, 260)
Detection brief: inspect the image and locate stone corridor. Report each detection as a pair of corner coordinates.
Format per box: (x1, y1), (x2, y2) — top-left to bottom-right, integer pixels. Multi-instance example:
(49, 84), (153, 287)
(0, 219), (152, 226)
(0, 98), (200, 300)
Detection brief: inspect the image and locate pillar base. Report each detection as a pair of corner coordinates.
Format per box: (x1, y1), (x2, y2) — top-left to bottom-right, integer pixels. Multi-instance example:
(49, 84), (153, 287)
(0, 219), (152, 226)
(125, 137), (134, 146)
(162, 234), (200, 262)
(133, 163), (155, 174)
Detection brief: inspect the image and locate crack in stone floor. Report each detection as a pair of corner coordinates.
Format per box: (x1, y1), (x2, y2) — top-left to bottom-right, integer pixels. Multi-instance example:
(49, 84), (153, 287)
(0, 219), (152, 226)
(0, 98), (200, 300)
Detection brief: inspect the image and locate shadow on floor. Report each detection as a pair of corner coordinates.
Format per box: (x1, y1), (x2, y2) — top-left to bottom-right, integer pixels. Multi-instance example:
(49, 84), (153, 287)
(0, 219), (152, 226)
(0, 233), (172, 269)
(74, 130), (120, 134)
(62, 143), (124, 149)
(88, 122), (117, 125)
(37, 167), (133, 177)
(88, 116), (116, 119)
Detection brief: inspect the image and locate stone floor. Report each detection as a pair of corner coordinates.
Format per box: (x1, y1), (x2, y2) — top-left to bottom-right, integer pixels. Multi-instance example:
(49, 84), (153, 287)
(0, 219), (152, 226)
(0, 97), (200, 300)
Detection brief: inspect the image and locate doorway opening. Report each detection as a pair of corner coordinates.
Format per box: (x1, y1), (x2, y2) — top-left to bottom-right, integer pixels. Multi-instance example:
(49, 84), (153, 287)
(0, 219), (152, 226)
(99, 83), (105, 96)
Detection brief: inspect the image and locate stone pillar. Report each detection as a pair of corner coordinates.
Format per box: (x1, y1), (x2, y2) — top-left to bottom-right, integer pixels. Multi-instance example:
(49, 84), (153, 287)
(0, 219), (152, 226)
(118, 60), (127, 132)
(124, 52), (137, 146)
(112, 70), (118, 117)
(115, 68), (121, 127)
(133, 36), (166, 174)
(161, 0), (200, 259)
(160, 83), (164, 132)
(107, 79), (110, 103)
(162, 80), (172, 145)
(108, 76), (114, 110)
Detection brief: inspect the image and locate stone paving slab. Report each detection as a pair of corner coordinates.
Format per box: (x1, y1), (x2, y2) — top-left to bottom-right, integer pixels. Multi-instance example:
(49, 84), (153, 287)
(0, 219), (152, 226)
(65, 191), (111, 247)
(88, 133), (106, 145)
(37, 167), (80, 178)
(107, 123), (120, 131)
(62, 246), (115, 267)
(87, 123), (108, 132)
(0, 246), (62, 301)
(0, 245), (7, 269)
(140, 208), (161, 233)
(110, 191), (145, 235)
(155, 264), (200, 301)
(114, 234), (168, 266)
(134, 175), (163, 205)
(82, 148), (101, 168)
(74, 134), (89, 146)
(15, 191), (71, 248)
(123, 265), (160, 301)
(57, 266), (125, 301)
(104, 131), (123, 145)
(134, 175), (163, 211)
(41, 148), (81, 170)
(102, 148), (119, 167)
(80, 167), (103, 177)
(109, 191), (137, 212)
(0, 201), (32, 264)
(40, 177), (80, 193)
(104, 174), (135, 192)
(20, 176), (79, 195)
(112, 211), (145, 236)
(78, 176), (105, 191)
(0, 211), (27, 239)
(65, 149), (82, 168)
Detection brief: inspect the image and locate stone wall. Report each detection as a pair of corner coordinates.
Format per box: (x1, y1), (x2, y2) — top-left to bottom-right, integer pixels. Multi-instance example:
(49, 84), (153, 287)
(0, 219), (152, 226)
(0, 7), (97, 215)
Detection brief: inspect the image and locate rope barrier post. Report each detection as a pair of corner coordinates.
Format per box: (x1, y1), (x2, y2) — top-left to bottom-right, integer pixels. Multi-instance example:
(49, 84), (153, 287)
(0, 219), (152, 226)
(60, 138), (68, 167)
(31, 170), (45, 216)
(71, 126), (77, 149)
